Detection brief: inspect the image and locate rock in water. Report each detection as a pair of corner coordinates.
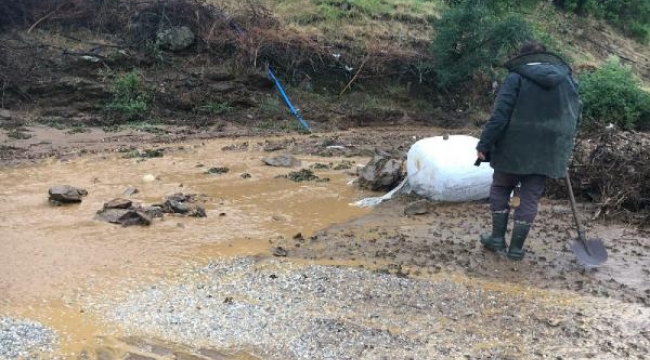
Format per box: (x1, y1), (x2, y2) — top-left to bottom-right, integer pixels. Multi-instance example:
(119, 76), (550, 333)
(103, 198), (132, 210)
(262, 155), (301, 167)
(404, 199), (430, 215)
(48, 185), (88, 204)
(96, 209), (151, 226)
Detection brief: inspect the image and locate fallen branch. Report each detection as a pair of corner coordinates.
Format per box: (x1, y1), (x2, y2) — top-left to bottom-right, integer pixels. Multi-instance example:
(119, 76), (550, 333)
(339, 56), (369, 96)
(27, 10), (56, 33)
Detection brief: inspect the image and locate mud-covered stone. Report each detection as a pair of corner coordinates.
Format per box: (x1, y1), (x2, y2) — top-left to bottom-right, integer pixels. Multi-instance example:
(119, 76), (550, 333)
(404, 199), (430, 215)
(357, 154), (404, 191)
(262, 155), (301, 167)
(103, 198), (132, 210)
(48, 185), (88, 203)
(96, 209), (151, 226)
(124, 186), (139, 196)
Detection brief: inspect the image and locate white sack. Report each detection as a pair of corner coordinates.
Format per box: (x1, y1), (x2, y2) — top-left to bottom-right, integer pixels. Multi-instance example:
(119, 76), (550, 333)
(406, 135), (493, 202)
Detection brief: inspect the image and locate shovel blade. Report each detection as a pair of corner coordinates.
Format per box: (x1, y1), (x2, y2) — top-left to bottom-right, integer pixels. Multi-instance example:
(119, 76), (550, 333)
(570, 238), (608, 266)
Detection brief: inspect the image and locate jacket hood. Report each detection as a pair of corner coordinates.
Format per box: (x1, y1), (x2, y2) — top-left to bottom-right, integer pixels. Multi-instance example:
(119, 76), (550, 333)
(504, 52), (572, 89)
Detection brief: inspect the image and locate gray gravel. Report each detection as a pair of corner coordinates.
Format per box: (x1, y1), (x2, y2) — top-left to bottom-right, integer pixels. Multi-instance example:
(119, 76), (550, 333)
(0, 317), (58, 360)
(89, 256), (650, 359)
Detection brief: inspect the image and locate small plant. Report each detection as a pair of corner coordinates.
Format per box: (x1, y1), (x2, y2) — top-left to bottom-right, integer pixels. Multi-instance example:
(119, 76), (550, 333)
(104, 71), (150, 122)
(579, 57), (650, 130)
(66, 125), (90, 134)
(127, 121), (165, 134)
(195, 102), (234, 115)
(259, 97), (282, 116)
(122, 149), (164, 159)
(36, 117), (67, 130)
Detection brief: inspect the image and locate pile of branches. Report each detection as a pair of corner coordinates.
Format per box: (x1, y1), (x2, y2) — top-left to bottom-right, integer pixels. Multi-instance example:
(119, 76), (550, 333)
(549, 131), (650, 225)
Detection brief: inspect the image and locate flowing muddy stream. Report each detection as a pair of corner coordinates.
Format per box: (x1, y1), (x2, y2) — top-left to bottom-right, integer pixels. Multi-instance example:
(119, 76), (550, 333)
(1, 131), (649, 359)
(0, 136), (371, 358)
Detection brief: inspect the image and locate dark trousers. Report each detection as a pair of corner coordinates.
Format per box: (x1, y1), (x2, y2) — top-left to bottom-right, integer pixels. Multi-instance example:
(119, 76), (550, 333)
(490, 171), (546, 223)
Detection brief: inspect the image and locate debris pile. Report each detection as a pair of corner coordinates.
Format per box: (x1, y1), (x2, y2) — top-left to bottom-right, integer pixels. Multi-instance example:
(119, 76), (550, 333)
(548, 131), (650, 224)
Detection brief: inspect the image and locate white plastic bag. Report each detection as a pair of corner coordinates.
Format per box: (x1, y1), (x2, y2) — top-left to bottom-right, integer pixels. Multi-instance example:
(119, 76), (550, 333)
(406, 135), (493, 202)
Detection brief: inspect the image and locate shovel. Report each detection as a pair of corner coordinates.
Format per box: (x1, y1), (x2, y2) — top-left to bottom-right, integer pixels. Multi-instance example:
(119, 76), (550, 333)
(565, 170), (608, 266)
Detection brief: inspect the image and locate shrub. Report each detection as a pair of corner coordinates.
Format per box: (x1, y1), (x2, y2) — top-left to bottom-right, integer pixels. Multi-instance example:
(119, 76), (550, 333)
(579, 57), (649, 130)
(104, 71), (150, 122)
(430, 0), (534, 89)
(554, 0), (650, 43)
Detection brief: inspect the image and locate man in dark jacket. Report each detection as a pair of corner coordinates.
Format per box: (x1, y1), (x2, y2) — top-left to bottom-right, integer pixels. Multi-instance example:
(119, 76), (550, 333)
(477, 41), (581, 260)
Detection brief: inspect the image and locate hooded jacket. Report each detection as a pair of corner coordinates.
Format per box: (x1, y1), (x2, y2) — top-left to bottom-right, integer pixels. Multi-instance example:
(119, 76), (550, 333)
(476, 52), (581, 178)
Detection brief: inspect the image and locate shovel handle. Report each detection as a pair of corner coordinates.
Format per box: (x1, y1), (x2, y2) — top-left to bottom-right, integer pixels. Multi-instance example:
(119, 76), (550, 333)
(565, 170), (587, 242)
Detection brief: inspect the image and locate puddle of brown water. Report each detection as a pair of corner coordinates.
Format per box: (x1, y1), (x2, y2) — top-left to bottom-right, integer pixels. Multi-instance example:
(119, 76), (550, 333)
(0, 136), (372, 356)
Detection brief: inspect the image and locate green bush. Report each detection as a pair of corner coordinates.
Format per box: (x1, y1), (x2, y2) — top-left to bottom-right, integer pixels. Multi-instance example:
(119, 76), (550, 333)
(104, 71), (150, 122)
(554, 0), (650, 42)
(579, 57), (649, 130)
(430, 0), (534, 89)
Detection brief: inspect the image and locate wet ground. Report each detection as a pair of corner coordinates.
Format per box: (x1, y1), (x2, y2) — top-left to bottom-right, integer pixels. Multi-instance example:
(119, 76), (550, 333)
(1, 126), (649, 359)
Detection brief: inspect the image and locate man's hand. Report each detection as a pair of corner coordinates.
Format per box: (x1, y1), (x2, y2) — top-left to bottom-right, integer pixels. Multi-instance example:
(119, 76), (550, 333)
(477, 151), (486, 161)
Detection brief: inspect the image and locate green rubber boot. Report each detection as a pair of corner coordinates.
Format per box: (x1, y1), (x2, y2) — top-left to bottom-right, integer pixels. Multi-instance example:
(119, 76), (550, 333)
(480, 212), (508, 252)
(507, 221), (531, 261)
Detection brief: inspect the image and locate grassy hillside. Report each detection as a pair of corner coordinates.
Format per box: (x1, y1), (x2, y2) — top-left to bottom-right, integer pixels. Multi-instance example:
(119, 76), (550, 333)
(0, 0), (649, 130)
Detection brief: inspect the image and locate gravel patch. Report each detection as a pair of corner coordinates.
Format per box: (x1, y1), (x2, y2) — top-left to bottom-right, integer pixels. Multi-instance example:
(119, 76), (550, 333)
(0, 317), (58, 360)
(89, 256), (650, 359)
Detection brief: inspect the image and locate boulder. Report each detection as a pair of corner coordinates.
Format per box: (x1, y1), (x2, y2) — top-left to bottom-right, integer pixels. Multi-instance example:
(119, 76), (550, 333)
(358, 155), (404, 191)
(156, 26), (195, 51)
(48, 185), (88, 204)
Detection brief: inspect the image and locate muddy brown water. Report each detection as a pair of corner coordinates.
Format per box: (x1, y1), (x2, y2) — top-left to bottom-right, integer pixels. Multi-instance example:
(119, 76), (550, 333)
(0, 136), (372, 357)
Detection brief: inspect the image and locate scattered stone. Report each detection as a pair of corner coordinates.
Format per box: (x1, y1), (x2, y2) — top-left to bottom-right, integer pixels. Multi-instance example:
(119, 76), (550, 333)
(357, 154), (404, 191)
(240, 173), (252, 179)
(205, 167), (229, 175)
(156, 26), (195, 51)
(124, 186), (139, 196)
(0, 108), (11, 120)
(96, 209), (152, 226)
(262, 155), (301, 167)
(143, 206), (165, 218)
(103, 198), (133, 210)
(48, 185), (88, 204)
(404, 199), (430, 215)
(272, 246), (288, 257)
(263, 143), (286, 152)
(159, 193), (207, 218)
(142, 174), (157, 183)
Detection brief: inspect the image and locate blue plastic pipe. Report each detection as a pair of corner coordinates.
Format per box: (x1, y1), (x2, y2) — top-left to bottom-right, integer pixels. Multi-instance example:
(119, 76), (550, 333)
(267, 67), (311, 132)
